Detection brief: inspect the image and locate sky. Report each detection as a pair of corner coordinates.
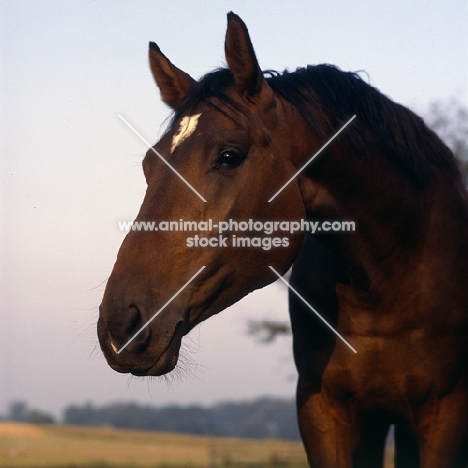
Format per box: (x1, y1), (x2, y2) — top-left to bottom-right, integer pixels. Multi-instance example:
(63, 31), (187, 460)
(1, 0), (467, 419)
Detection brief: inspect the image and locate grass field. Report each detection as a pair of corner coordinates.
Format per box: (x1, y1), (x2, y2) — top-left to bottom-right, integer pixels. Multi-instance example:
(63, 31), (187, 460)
(0, 422), (309, 467)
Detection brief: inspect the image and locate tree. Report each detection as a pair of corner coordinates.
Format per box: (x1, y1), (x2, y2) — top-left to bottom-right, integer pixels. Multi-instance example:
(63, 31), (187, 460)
(248, 319), (291, 343)
(26, 410), (55, 424)
(8, 401), (28, 422)
(7, 400), (55, 424)
(425, 98), (468, 184)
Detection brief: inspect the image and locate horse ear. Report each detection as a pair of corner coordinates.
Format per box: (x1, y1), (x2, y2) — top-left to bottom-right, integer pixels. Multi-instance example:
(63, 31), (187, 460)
(149, 42), (196, 109)
(225, 12), (268, 99)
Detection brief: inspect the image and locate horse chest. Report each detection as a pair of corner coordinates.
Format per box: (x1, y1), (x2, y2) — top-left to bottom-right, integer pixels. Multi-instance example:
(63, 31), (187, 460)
(322, 338), (428, 404)
(318, 321), (466, 414)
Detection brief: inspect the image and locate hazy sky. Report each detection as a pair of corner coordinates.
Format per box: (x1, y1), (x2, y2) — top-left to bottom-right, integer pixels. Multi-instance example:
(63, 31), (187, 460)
(1, 0), (467, 418)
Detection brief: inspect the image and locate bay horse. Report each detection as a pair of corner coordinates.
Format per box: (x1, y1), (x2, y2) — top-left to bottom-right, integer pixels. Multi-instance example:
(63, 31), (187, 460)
(98, 13), (468, 467)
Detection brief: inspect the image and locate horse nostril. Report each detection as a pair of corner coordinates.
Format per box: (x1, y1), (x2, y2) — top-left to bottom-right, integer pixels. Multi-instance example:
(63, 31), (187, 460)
(106, 303), (151, 354)
(125, 304), (143, 335)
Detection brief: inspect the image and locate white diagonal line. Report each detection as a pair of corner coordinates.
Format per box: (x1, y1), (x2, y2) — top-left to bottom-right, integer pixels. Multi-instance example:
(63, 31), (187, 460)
(268, 115), (356, 202)
(117, 265), (206, 354)
(118, 114), (207, 203)
(269, 266), (357, 354)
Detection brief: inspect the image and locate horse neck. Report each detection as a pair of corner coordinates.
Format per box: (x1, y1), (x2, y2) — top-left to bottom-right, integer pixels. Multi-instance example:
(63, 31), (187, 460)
(299, 142), (468, 294)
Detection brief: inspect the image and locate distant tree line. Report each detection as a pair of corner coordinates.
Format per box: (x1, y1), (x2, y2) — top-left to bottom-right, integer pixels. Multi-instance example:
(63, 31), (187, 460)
(2, 398), (300, 441)
(62, 398), (300, 441)
(4, 401), (55, 424)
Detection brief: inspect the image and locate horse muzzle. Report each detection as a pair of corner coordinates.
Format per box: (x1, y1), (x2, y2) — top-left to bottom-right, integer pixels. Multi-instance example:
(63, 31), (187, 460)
(97, 300), (186, 376)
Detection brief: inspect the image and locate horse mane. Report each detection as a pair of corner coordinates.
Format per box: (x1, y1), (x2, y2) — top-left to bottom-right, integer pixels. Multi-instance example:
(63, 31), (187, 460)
(173, 65), (460, 187)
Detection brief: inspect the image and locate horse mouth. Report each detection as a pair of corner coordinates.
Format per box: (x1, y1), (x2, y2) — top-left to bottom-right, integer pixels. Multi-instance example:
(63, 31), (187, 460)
(130, 321), (185, 377)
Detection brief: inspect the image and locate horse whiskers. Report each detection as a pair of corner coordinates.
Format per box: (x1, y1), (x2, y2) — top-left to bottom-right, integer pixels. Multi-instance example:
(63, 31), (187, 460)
(69, 312), (104, 363)
(86, 278), (109, 292)
(125, 339), (203, 390)
(173, 344), (202, 382)
(156, 340), (203, 385)
(89, 340), (104, 360)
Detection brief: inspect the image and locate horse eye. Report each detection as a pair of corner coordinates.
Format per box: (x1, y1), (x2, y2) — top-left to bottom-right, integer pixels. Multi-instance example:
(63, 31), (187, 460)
(213, 150), (246, 170)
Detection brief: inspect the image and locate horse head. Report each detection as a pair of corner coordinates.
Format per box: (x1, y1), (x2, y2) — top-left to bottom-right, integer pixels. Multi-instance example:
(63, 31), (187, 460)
(97, 13), (313, 376)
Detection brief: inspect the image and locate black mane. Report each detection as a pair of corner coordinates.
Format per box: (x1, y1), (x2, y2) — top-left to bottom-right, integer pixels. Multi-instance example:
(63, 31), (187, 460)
(173, 65), (459, 186)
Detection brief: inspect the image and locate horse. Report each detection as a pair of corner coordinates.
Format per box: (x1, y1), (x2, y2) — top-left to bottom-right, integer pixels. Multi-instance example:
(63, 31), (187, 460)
(98, 12), (468, 468)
